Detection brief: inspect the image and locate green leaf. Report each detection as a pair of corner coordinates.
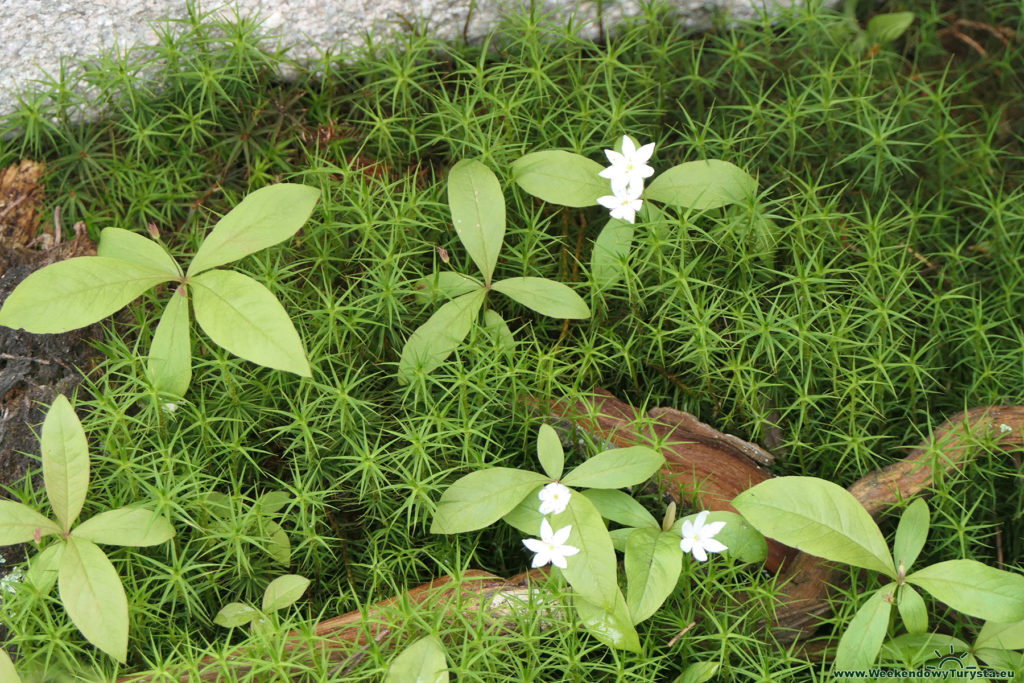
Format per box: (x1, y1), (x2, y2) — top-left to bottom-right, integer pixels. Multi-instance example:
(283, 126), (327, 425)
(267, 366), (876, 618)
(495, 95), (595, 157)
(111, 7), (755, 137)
(262, 574), (310, 612)
(575, 588), (641, 652)
(672, 511), (768, 564)
(867, 11), (914, 44)
(447, 159), (505, 285)
(893, 498), (929, 573)
(187, 184), (320, 277)
(0, 257), (174, 333)
(481, 308), (515, 359)
(385, 635), (449, 683)
(398, 288), (486, 382)
(41, 394), (90, 532)
(213, 602), (259, 628)
(412, 271), (481, 304)
(25, 541), (64, 594)
(537, 424), (564, 481)
(97, 227), (180, 276)
(580, 489), (658, 529)
(624, 527), (683, 624)
(263, 521), (291, 565)
(562, 446), (664, 489)
(674, 662), (720, 683)
(147, 289), (191, 397)
(190, 269), (310, 377)
(732, 476), (896, 576)
(880, 633), (970, 667)
(256, 491), (292, 516)
(431, 468), (548, 534)
(590, 219), (634, 289)
(0, 647), (21, 683)
(975, 648), (1024, 672)
(511, 151), (608, 208)
(976, 619), (1024, 651)
(0, 500), (61, 545)
(897, 584), (928, 635)
(609, 527), (635, 552)
(71, 507), (174, 547)
(907, 560), (1024, 623)
(554, 492), (618, 610)
(644, 160), (756, 211)
(833, 585), (894, 675)
(491, 277), (590, 319)
(501, 485), (546, 536)
(58, 537), (129, 662)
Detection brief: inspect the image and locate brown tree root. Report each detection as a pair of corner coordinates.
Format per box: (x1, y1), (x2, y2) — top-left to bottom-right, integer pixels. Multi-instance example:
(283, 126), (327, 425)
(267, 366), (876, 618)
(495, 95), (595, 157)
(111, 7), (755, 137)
(119, 390), (1024, 680)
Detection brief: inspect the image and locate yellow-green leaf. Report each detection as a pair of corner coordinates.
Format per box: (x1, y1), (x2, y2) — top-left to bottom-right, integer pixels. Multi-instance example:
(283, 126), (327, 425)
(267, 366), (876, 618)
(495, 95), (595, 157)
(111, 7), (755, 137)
(512, 151), (608, 207)
(97, 227), (180, 277)
(448, 160), (505, 285)
(41, 395), (90, 532)
(147, 288), (192, 397)
(71, 507), (174, 547)
(385, 635), (448, 683)
(58, 537), (129, 662)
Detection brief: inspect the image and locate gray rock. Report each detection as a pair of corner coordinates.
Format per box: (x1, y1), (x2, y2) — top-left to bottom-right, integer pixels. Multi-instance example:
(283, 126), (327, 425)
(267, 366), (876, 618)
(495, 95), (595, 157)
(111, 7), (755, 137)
(0, 0), (835, 120)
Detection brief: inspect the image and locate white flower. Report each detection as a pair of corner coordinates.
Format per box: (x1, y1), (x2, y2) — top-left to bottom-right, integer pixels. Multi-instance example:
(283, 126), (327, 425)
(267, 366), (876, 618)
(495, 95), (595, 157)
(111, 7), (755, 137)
(538, 482), (572, 515)
(679, 510), (728, 562)
(599, 135), (655, 195)
(597, 183), (643, 224)
(523, 518), (580, 569)
(999, 423), (1013, 433)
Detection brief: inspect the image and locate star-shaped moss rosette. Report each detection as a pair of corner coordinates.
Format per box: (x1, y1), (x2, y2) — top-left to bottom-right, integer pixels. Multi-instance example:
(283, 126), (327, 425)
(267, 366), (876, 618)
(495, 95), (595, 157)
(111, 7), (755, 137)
(0, 184), (320, 399)
(511, 137), (759, 288)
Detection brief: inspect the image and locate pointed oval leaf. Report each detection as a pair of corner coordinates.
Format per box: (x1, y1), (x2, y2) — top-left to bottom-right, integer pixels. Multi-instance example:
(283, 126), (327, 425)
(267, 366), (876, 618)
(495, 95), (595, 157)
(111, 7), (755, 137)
(609, 527), (635, 552)
(481, 308), (515, 359)
(975, 648), (1024, 672)
(561, 446), (664, 489)
(0, 647), (21, 683)
(867, 11), (914, 44)
(625, 528), (683, 624)
(880, 633), (970, 667)
(214, 602), (260, 628)
(0, 500), (61, 545)
(187, 184), (320, 277)
(732, 477), (896, 576)
(97, 228), (180, 276)
(398, 288), (485, 382)
(385, 635), (449, 683)
(501, 484), (546, 536)
(591, 219), (634, 289)
(412, 271), (482, 304)
(262, 574), (310, 612)
(262, 521), (291, 565)
(256, 491), (292, 516)
(511, 151), (607, 207)
(25, 541), (64, 594)
(448, 160), (505, 285)
(58, 537), (128, 662)
(575, 588), (641, 653)
(432, 468), (548, 534)
(42, 395), (90, 532)
(491, 277), (590, 319)
(147, 289), (192, 397)
(833, 585), (895, 674)
(553, 491), (618, 610)
(190, 269), (310, 376)
(976, 619), (1024, 651)
(580, 489), (658, 529)
(907, 559), (1024, 623)
(0, 257), (173, 333)
(893, 498), (929, 573)
(675, 662), (720, 683)
(644, 160), (756, 211)
(71, 507), (174, 547)
(897, 584), (928, 635)
(537, 424), (564, 481)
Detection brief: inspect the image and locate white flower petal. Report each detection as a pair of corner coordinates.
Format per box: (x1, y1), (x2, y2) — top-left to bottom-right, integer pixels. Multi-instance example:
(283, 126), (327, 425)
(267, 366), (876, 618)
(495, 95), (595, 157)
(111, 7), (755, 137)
(691, 544), (708, 562)
(694, 510), (710, 528)
(604, 149), (624, 166)
(680, 520), (694, 537)
(599, 166), (622, 180)
(635, 142), (655, 163)
(597, 195), (620, 210)
(621, 135), (636, 157)
(551, 524), (573, 546)
(523, 538), (547, 553)
(531, 551), (552, 568)
(539, 518), (554, 540)
(703, 538), (728, 554)
(561, 544), (580, 557)
(702, 521), (726, 537)
(550, 553), (569, 569)
(680, 537), (693, 553)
